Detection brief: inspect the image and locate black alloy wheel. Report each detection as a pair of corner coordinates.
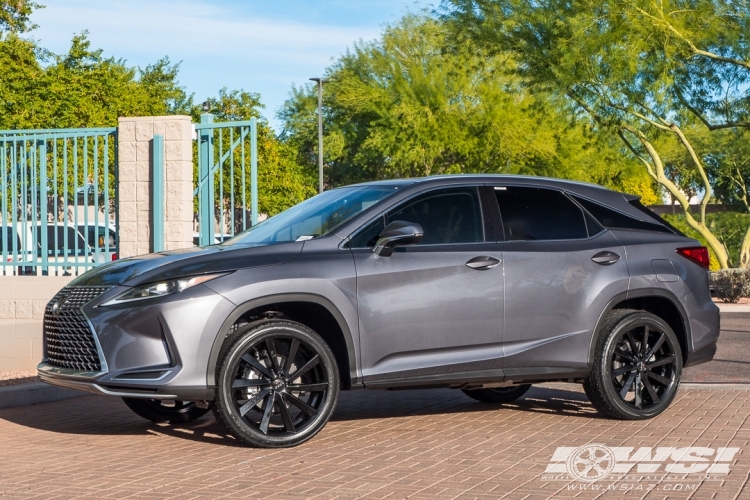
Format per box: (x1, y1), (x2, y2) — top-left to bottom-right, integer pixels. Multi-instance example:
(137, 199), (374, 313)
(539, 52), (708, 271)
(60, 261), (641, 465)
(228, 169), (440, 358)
(462, 384), (532, 403)
(122, 398), (210, 424)
(585, 309), (682, 420)
(213, 320), (339, 448)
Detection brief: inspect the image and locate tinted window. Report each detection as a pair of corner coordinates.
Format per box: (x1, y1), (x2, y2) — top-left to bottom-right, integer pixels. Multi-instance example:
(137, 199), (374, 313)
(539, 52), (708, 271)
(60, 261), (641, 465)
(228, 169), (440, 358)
(35, 227), (88, 256)
(573, 196), (673, 234)
(495, 187), (588, 241)
(0, 227), (20, 252)
(350, 186), (484, 247)
(628, 200), (680, 235)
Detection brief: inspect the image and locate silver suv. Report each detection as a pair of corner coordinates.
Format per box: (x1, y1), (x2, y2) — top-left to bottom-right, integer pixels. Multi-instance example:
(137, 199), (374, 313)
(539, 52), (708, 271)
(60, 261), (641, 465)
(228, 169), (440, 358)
(38, 175), (719, 448)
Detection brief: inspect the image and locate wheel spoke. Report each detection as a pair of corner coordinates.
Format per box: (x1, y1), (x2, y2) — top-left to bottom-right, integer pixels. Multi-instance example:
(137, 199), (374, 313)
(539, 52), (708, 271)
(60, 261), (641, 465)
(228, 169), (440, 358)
(642, 376), (661, 403)
(634, 372), (643, 408)
(287, 354), (320, 381)
(287, 382), (328, 392)
(612, 364), (636, 378)
(646, 371), (672, 386)
(265, 338), (281, 374)
(645, 332), (665, 360)
(619, 371), (637, 399)
(241, 353), (273, 379)
(647, 355), (675, 369)
(283, 392), (318, 416)
(258, 392), (275, 434)
(232, 378), (270, 389)
(238, 388), (270, 417)
(641, 325), (650, 357)
(626, 332), (639, 357)
(277, 393), (296, 433)
(614, 348), (636, 362)
(284, 338), (300, 376)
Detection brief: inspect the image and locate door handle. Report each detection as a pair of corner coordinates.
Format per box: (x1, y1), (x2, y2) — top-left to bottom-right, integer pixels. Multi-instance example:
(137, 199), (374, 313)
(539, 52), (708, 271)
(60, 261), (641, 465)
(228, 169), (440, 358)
(592, 251), (620, 265)
(465, 256), (501, 270)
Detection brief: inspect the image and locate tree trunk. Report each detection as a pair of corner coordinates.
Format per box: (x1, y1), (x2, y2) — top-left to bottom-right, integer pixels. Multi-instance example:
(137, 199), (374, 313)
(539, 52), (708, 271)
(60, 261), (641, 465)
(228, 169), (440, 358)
(740, 224), (750, 269)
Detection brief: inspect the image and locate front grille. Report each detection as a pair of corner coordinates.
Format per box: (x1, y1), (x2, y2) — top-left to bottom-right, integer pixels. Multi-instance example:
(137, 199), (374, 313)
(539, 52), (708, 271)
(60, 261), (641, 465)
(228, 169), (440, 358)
(43, 286), (111, 372)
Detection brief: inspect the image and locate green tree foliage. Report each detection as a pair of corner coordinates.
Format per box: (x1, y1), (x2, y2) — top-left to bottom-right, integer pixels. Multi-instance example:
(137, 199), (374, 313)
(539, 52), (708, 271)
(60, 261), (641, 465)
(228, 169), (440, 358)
(279, 15), (660, 203)
(0, 33), (190, 129)
(0, 0), (40, 33)
(0, 0), (312, 223)
(443, 0), (750, 268)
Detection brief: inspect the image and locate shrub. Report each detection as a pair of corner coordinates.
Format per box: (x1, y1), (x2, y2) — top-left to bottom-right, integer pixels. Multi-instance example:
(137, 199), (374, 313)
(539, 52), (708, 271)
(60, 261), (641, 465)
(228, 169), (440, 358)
(710, 268), (750, 303)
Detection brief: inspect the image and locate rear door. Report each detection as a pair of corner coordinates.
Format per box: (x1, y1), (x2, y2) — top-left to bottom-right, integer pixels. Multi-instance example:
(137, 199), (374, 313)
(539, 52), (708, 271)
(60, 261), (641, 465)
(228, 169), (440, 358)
(351, 185), (505, 386)
(491, 185), (630, 376)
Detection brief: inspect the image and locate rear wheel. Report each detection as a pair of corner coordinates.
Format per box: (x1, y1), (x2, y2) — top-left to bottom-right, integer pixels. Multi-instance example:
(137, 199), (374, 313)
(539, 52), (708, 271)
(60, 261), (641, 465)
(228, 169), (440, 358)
(462, 384), (532, 403)
(122, 398), (210, 424)
(584, 310), (682, 420)
(213, 319), (339, 448)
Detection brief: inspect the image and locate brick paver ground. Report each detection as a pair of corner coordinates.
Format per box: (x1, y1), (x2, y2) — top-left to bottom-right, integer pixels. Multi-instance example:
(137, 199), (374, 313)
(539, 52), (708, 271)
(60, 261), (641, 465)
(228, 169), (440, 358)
(0, 384), (748, 499)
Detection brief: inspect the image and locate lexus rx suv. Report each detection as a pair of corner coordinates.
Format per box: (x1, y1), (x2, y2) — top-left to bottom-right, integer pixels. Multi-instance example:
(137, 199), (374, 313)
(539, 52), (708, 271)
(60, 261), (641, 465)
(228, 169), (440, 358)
(38, 175), (719, 448)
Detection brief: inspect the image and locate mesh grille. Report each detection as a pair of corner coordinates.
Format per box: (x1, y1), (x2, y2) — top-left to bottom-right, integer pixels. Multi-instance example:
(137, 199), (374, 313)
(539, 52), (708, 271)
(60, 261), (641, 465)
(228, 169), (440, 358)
(43, 286), (110, 372)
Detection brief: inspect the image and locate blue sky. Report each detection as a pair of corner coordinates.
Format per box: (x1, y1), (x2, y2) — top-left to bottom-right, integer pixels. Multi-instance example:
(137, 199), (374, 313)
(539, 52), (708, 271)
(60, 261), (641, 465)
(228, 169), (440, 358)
(30, 0), (431, 131)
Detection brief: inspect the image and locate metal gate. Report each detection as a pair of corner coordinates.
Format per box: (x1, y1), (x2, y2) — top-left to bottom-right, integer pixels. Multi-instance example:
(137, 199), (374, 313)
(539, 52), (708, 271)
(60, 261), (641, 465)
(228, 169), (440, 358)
(0, 127), (118, 276)
(194, 115), (258, 247)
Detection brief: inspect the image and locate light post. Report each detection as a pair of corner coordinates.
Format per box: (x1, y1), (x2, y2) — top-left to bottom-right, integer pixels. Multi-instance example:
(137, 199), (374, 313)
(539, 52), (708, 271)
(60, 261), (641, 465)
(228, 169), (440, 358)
(309, 77), (328, 193)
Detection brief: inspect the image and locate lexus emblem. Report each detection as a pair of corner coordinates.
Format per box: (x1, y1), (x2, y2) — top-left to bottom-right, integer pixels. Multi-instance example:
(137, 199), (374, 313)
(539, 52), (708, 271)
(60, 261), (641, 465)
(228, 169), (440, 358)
(51, 295), (68, 316)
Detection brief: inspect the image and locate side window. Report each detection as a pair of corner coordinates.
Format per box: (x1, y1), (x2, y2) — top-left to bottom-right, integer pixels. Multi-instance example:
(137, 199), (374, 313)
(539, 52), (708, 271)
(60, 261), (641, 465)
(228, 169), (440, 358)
(495, 186), (588, 241)
(574, 196), (673, 234)
(350, 186), (484, 248)
(0, 227), (20, 253)
(349, 216), (385, 249)
(35, 227), (88, 256)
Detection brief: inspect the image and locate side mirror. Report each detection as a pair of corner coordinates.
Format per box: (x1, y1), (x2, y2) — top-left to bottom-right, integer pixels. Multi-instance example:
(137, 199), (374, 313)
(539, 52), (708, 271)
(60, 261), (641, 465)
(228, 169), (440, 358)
(373, 220), (423, 257)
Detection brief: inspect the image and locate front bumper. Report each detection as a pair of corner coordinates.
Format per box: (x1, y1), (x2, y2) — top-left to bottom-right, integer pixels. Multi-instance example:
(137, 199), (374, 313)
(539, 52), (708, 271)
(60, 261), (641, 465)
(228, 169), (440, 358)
(39, 283), (236, 401)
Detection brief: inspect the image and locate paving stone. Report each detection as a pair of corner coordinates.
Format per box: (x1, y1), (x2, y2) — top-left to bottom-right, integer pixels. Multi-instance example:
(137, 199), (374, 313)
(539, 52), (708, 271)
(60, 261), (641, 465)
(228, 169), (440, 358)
(0, 385), (748, 499)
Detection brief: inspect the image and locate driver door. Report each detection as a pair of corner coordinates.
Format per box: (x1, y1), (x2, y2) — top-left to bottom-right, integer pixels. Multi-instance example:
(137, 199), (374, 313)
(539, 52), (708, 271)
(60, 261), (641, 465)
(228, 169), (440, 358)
(349, 185), (504, 386)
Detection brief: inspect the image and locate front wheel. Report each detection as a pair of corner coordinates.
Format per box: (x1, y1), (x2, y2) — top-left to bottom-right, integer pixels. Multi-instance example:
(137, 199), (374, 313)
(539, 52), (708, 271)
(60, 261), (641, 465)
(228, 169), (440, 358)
(584, 309), (682, 420)
(122, 398), (210, 424)
(213, 320), (340, 448)
(462, 384), (532, 403)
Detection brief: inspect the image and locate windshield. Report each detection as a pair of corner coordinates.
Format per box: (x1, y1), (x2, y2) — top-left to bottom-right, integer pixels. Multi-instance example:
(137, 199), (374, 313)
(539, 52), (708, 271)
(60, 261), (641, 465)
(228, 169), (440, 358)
(224, 185), (400, 246)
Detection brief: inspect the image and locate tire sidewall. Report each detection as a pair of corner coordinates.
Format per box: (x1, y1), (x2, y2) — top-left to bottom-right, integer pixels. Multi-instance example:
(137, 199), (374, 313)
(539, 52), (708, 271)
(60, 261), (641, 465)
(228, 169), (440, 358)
(216, 321), (339, 447)
(598, 313), (682, 419)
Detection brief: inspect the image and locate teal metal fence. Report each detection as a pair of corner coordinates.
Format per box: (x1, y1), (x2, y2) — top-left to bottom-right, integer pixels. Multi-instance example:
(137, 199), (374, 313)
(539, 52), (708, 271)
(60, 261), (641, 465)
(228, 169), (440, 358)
(194, 115), (257, 246)
(0, 127), (118, 276)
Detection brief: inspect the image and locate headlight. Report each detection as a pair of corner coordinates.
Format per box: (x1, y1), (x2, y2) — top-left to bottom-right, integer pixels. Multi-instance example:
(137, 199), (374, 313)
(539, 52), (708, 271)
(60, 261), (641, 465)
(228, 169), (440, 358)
(101, 273), (228, 306)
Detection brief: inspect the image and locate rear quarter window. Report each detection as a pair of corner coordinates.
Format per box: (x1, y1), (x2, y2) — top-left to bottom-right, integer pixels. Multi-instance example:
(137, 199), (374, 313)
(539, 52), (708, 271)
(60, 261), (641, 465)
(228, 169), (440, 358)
(572, 196), (674, 234)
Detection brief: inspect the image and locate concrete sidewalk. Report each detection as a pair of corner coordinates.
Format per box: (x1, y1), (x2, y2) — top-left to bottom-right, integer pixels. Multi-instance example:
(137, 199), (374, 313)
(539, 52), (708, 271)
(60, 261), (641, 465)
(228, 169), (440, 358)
(0, 384), (748, 499)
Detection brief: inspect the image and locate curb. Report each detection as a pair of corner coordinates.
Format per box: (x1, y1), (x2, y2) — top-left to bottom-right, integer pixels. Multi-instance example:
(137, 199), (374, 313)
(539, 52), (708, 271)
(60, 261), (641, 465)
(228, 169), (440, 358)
(0, 382), (87, 410)
(716, 304), (750, 313)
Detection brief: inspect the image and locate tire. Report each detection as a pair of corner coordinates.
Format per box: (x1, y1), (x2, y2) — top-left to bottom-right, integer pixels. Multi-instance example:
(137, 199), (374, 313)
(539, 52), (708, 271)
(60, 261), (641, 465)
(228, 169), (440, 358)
(462, 384), (532, 403)
(584, 309), (682, 420)
(122, 398), (210, 424)
(213, 319), (340, 448)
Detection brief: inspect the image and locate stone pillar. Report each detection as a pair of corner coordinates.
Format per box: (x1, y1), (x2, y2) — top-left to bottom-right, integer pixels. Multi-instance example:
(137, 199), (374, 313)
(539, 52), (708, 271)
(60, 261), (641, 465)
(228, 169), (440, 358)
(117, 116), (194, 257)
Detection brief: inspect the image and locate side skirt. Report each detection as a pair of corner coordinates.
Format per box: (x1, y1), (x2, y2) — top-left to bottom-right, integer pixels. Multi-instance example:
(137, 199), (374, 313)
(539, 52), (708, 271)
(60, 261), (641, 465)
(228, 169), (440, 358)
(364, 367), (589, 390)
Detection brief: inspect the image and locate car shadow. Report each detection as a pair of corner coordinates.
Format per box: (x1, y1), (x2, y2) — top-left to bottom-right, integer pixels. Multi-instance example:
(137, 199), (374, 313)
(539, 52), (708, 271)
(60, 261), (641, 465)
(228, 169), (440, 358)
(0, 385), (601, 447)
(330, 385), (602, 422)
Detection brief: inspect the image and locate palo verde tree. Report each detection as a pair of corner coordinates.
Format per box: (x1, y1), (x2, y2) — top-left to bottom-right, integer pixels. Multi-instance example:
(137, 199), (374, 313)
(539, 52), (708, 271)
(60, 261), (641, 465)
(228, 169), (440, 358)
(279, 14), (660, 202)
(444, 0), (750, 268)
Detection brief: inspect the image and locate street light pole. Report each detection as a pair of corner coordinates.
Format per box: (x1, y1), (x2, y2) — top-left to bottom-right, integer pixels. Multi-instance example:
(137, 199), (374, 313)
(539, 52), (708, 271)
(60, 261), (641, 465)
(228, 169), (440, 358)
(309, 77), (327, 193)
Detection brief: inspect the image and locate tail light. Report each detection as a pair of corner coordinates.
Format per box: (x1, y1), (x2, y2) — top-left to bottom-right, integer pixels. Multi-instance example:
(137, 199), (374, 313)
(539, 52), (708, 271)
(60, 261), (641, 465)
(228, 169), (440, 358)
(111, 253), (118, 261)
(676, 246), (709, 269)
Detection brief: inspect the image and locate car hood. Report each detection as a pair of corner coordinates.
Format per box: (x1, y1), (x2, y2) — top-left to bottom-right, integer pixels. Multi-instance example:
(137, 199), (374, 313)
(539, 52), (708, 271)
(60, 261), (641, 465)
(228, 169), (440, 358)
(68, 242), (304, 287)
